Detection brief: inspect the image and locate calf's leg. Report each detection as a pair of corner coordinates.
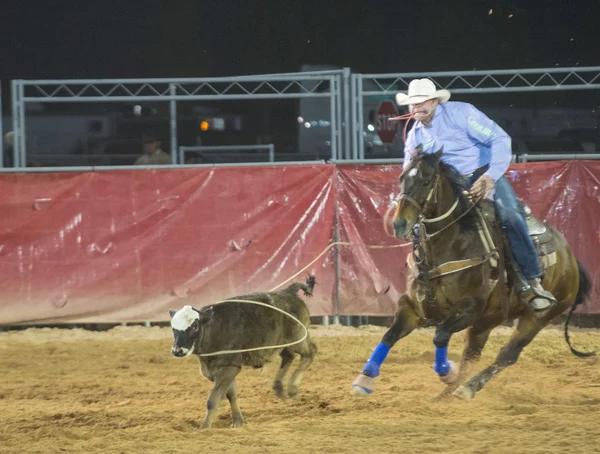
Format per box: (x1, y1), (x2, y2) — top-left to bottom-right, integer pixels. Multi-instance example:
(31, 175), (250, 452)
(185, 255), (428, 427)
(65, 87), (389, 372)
(287, 338), (318, 398)
(201, 365), (240, 429)
(226, 380), (244, 428)
(273, 349), (295, 399)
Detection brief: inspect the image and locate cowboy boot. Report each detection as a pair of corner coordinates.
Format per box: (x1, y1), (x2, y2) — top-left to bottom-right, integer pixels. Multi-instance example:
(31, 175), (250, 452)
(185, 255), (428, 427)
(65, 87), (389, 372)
(519, 278), (557, 319)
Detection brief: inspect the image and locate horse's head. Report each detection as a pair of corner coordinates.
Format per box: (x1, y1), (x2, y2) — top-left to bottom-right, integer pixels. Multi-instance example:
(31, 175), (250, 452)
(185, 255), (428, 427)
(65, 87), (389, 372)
(393, 145), (443, 238)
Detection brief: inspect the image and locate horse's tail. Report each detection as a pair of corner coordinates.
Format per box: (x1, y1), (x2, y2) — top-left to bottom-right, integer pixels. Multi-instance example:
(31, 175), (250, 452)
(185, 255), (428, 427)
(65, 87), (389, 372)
(564, 260), (596, 358)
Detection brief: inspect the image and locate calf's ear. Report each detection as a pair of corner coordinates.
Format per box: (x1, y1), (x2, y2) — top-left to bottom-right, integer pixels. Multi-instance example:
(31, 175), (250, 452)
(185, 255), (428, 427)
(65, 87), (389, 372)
(196, 306), (212, 322)
(169, 309), (176, 319)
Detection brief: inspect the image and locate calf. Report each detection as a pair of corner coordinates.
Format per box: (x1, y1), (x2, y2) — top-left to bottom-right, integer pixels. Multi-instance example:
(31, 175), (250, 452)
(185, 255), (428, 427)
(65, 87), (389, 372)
(169, 275), (318, 429)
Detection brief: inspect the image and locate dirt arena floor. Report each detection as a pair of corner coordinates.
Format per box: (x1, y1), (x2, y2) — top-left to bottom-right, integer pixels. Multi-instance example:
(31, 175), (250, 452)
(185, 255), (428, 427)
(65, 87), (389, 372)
(1, 324), (599, 454)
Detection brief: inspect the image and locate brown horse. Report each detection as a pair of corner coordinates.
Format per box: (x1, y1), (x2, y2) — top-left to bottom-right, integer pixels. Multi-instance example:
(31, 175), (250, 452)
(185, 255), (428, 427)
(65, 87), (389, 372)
(351, 147), (594, 401)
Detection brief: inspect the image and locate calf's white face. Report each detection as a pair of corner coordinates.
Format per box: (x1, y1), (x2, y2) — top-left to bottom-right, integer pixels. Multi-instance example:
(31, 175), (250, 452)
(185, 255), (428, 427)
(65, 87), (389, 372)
(169, 305), (200, 358)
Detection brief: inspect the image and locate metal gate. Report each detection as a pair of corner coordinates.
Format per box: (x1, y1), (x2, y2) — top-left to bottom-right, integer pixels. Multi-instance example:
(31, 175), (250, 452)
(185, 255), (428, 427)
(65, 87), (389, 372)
(10, 70), (347, 169)
(350, 66), (600, 162)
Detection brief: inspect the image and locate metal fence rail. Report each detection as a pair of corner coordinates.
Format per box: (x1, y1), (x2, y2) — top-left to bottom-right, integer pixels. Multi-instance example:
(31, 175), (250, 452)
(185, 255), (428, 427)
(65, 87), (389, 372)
(352, 66), (600, 161)
(179, 144), (275, 164)
(0, 160), (328, 174)
(519, 153), (600, 162)
(11, 70), (344, 169)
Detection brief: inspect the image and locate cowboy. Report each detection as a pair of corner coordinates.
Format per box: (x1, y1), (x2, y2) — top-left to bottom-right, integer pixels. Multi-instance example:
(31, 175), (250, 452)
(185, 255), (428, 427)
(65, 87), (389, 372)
(395, 78), (556, 318)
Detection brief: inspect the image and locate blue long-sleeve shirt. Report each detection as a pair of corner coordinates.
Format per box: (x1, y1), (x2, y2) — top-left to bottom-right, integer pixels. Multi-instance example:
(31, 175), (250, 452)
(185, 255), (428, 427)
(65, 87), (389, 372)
(403, 101), (512, 182)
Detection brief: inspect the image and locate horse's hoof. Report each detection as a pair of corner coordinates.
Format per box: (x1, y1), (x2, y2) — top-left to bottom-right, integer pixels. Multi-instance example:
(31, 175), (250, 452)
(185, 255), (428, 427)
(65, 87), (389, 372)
(452, 385), (475, 401)
(351, 374), (375, 396)
(439, 360), (459, 384)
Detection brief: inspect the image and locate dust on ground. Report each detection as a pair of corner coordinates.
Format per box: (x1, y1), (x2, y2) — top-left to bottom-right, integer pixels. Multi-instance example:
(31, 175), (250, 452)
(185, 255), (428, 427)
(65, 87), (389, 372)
(1, 324), (599, 453)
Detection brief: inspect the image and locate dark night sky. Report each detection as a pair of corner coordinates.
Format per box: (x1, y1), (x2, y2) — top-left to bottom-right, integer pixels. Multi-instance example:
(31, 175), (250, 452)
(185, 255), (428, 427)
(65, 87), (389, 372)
(0, 0), (598, 80)
(0, 0), (599, 116)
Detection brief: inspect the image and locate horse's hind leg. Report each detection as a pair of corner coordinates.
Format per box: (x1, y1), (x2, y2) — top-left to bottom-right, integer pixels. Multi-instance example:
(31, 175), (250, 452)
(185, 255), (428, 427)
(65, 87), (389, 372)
(287, 337), (318, 398)
(273, 349), (295, 399)
(453, 313), (547, 401)
(351, 297), (421, 396)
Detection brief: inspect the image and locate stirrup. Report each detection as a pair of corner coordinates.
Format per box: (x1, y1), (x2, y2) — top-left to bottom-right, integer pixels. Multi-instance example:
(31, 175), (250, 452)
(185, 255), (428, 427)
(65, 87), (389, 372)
(529, 278), (557, 303)
(518, 279), (557, 317)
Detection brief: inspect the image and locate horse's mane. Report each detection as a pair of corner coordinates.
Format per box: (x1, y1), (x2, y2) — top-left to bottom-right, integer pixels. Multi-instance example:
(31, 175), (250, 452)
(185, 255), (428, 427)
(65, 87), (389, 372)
(418, 152), (477, 232)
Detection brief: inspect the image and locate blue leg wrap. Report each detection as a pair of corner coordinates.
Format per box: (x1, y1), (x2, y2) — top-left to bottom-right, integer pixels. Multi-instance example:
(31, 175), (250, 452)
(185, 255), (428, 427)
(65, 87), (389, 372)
(433, 346), (450, 376)
(362, 343), (390, 378)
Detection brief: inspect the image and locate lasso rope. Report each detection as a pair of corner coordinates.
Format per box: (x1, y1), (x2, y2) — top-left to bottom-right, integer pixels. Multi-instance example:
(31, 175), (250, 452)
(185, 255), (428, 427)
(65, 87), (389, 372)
(193, 235), (412, 357)
(269, 239), (411, 292)
(196, 298), (309, 357)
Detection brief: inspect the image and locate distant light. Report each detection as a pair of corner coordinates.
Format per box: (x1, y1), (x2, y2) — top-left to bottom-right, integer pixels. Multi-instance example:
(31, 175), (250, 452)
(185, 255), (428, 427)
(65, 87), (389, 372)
(297, 116), (304, 123)
(133, 105), (142, 116)
(367, 124), (375, 131)
(508, 13), (514, 18)
(488, 9), (493, 15)
(200, 120), (210, 131)
(570, 38), (574, 42)
(304, 122), (311, 128)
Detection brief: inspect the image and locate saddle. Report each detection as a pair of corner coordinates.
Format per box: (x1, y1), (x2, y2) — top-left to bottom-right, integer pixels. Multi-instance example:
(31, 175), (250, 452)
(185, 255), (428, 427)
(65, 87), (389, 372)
(479, 199), (557, 270)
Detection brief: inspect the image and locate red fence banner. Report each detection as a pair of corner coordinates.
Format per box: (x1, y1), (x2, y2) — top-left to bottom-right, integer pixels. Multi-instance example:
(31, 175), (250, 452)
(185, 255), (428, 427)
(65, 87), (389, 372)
(0, 161), (598, 325)
(0, 165), (337, 324)
(335, 161), (600, 316)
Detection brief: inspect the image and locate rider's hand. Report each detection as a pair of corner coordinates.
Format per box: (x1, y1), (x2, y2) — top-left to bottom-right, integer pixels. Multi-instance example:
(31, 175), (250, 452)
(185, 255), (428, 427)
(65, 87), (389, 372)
(469, 174), (495, 202)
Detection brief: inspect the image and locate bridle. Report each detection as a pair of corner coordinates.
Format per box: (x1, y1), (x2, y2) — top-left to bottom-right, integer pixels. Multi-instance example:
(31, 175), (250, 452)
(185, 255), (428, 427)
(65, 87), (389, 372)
(396, 171), (476, 240)
(394, 167), (497, 296)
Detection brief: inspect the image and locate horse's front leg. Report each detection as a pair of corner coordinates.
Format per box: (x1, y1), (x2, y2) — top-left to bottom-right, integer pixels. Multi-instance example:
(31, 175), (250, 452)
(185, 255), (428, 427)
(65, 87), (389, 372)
(351, 296), (421, 396)
(431, 298), (481, 386)
(431, 323), (494, 401)
(433, 295), (509, 400)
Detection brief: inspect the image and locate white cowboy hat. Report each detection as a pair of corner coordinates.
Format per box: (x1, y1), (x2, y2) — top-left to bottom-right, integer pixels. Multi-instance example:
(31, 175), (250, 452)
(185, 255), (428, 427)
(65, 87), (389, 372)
(395, 78), (451, 106)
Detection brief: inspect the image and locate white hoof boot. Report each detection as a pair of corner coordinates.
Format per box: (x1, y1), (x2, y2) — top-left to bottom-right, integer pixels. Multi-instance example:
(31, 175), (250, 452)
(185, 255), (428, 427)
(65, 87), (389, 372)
(439, 360), (459, 384)
(351, 374), (375, 396)
(453, 385), (475, 401)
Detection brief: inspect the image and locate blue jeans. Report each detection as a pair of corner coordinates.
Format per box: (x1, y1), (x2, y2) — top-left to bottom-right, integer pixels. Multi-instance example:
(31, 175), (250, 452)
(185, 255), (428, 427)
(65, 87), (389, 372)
(468, 175), (542, 280)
